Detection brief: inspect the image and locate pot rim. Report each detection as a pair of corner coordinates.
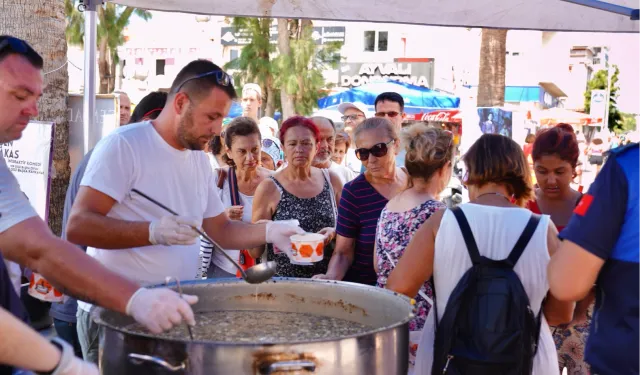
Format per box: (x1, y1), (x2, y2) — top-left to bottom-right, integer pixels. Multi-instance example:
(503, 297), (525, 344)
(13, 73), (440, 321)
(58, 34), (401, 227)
(93, 278), (414, 346)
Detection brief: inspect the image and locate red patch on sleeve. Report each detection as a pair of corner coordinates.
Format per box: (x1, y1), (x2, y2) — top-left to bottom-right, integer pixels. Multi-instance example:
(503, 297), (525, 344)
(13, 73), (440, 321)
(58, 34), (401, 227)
(574, 193), (594, 216)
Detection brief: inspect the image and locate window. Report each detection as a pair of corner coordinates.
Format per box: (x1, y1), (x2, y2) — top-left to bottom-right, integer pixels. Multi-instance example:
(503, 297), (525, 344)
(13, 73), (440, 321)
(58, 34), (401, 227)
(378, 31), (388, 52)
(230, 49), (239, 62)
(364, 31), (375, 52)
(363, 31), (388, 52)
(156, 59), (165, 75)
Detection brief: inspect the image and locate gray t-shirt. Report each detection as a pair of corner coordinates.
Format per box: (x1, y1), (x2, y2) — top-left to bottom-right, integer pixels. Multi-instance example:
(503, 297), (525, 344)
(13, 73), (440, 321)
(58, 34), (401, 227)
(49, 149), (93, 323)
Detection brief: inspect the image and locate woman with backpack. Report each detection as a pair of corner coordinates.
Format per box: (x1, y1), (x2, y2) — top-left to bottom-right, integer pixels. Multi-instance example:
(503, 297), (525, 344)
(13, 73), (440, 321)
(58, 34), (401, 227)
(527, 124), (593, 375)
(387, 134), (575, 375)
(374, 124), (453, 370)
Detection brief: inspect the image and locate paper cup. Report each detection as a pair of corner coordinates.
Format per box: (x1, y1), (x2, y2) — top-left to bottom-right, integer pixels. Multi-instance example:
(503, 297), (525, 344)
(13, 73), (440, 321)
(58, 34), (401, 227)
(290, 233), (325, 263)
(28, 273), (63, 303)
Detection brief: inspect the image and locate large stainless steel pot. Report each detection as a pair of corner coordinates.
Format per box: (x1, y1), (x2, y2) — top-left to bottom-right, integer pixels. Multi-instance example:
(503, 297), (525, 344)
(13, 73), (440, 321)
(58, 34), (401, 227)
(94, 278), (414, 375)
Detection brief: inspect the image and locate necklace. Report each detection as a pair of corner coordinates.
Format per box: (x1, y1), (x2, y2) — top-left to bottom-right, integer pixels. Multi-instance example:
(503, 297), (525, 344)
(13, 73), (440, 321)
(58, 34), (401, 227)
(476, 192), (511, 202)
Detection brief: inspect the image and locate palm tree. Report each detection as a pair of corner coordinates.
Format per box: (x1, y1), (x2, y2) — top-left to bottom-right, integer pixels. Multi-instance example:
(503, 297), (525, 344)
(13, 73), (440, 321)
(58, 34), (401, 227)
(224, 17), (277, 117)
(65, 0), (151, 93)
(1, 0), (70, 235)
(275, 19), (342, 118)
(477, 29), (508, 107)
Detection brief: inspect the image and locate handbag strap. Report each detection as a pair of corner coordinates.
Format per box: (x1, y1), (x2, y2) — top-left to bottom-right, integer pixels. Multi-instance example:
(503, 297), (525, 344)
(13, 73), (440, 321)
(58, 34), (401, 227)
(228, 167), (241, 205)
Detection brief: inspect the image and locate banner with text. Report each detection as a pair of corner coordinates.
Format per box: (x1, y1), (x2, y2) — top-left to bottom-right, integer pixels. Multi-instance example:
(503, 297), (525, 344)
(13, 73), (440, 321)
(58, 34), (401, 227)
(0, 121), (55, 221)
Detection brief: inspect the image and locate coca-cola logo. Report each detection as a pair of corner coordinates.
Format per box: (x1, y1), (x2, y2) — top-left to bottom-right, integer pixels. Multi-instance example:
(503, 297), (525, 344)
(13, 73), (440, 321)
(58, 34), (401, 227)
(420, 110), (459, 122)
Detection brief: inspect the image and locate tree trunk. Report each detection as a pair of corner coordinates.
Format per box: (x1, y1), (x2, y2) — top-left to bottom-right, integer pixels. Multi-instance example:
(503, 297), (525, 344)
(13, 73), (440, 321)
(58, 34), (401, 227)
(265, 78), (276, 118)
(109, 51), (117, 93)
(98, 38), (110, 94)
(0, 0), (70, 236)
(277, 18), (295, 119)
(477, 29), (508, 107)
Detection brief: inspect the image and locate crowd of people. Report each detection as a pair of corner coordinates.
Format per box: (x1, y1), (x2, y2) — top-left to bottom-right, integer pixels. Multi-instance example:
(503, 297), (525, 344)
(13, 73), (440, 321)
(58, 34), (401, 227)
(0, 35), (637, 375)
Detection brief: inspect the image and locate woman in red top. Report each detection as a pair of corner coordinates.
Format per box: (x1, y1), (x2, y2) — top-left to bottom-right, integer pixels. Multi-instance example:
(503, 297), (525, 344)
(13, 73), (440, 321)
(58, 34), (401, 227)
(527, 123), (592, 375)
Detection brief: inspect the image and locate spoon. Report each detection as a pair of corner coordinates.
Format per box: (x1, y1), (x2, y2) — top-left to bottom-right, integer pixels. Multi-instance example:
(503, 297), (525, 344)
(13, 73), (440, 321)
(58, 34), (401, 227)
(165, 276), (194, 340)
(132, 189), (277, 284)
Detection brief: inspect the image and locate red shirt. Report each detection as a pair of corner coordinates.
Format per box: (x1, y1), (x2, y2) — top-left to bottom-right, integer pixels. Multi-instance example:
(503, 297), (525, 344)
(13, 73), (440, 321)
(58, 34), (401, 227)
(526, 200), (566, 232)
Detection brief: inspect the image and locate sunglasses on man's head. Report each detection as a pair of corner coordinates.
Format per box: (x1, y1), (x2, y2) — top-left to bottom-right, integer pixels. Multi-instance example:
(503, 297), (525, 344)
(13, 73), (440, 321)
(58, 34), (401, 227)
(0, 36), (42, 67)
(172, 70), (233, 94)
(375, 111), (400, 118)
(355, 140), (394, 161)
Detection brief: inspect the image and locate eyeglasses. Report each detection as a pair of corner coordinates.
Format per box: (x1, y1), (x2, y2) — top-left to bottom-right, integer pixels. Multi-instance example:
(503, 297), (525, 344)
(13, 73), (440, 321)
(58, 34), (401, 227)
(172, 70), (233, 94)
(355, 140), (394, 161)
(341, 114), (363, 122)
(0, 36), (42, 67)
(262, 138), (281, 151)
(375, 111), (401, 118)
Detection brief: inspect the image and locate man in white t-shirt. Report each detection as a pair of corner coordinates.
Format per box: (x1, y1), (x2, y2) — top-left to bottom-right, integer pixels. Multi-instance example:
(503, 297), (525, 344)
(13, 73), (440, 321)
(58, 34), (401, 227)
(0, 35), (181, 374)
(241, 83), (262, 122)
(310, 116), (357, 185)
(66, 60), (303, 362)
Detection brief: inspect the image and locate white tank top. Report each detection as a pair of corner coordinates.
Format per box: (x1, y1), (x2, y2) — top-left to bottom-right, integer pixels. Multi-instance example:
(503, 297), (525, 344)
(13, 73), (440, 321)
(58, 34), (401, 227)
(413, 203), (559, 375)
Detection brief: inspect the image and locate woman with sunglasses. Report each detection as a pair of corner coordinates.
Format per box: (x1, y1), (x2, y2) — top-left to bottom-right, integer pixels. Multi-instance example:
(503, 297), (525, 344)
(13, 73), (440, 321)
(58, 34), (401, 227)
(374, 124), (453, 369)
(527, 124), (593, 375)
(251, 116), (343, 278)
(314, 117), (409, 286)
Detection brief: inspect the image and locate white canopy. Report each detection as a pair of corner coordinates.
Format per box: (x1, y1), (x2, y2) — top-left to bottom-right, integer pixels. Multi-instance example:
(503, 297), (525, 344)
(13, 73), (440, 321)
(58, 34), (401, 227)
(108, 0), (639, 32)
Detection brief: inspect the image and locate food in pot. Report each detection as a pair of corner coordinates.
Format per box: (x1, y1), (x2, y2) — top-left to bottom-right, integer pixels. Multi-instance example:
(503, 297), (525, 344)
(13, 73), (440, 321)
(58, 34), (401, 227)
(125, 310), (372, 343)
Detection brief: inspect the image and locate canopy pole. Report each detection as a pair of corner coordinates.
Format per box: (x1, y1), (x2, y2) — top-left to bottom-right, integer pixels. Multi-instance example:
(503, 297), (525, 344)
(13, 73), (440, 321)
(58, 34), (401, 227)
(82, 0), (99, 155)
(560, 0), (639, 20)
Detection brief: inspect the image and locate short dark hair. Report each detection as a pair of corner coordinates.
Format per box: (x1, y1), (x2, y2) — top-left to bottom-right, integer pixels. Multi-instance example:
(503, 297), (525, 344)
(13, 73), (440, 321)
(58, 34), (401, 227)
(0, 35), (43, 69)
(375, 92), (404, 112)
(222, 117), (261, 167)
(129, 91), (168, 123)
(169, 59), (237, 102)
(463, 134), (533, 207)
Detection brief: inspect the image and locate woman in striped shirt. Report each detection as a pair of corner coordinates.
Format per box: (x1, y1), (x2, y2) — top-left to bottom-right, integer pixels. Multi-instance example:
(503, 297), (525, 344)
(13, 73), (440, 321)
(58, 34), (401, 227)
(314, 117), (409, 285)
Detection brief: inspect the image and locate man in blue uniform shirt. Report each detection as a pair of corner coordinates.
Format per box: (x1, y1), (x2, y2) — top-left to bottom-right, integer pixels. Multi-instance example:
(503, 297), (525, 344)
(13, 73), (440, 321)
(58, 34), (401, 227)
(548, 143), (639, 375)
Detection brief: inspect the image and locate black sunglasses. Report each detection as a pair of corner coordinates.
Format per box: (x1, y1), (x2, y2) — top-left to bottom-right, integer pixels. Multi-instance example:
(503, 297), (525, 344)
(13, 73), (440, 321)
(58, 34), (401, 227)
(172, 70), (233, 94)
(355, 140), (394, 161)
(0, 36), (43, 67)
(375, 111), (401, 118)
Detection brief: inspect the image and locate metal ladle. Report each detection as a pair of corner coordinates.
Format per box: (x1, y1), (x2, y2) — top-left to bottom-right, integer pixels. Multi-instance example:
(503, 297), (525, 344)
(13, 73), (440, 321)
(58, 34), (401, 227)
(132, 189), (277, 284)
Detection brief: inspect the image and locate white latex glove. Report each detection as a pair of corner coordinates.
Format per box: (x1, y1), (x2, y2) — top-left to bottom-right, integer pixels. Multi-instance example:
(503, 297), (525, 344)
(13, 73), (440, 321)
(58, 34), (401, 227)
(50, 337), (98, 375)
(126, 288), (198, 334)
(265, 220), (304, 257)
(149, 216), (200, 246)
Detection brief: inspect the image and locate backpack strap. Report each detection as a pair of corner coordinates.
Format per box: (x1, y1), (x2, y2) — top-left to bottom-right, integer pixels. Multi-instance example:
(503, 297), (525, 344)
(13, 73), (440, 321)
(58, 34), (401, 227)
(506, 213), (541, 267)
(450, 206), (482, 265)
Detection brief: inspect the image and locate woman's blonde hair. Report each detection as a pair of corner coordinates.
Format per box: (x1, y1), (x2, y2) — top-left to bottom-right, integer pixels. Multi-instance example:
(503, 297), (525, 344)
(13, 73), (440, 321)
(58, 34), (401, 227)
(463, 134), (533, 207)
(353, 117), (398, 146)
(402, 123), (455, 182)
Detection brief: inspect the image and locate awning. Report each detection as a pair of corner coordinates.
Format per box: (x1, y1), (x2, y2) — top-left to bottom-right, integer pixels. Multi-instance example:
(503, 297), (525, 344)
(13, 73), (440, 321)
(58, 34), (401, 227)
(535, 108), (602, 126)
(107, 0), (638, 32)
(539, 82), (568, 98)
